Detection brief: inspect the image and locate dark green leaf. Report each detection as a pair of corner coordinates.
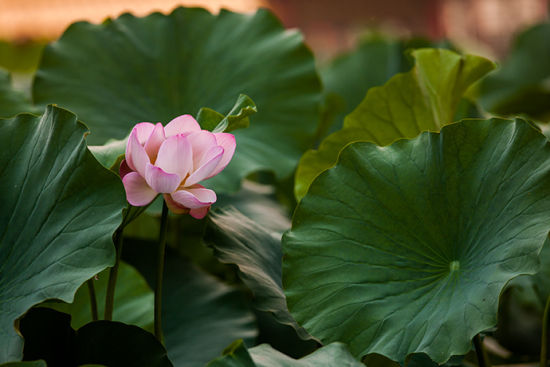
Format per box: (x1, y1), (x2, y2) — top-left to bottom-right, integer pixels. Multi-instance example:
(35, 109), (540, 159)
(212, 184), (319, 357)
(361, 354), (400, 367)
(532, 236), (550, 303)
(75, 321), (172, 367)
(33, 7), (322, 192)
(0, 106), (126, 362)
(122, 239), (258, 367)
(207, 340), (255, 367)
(479, 22), (550, 121)
(20, 308), (76, 365)
(0, 362), (46, 367)
(495, 276), (544, 355)
(284, 118), (550, 363)
(19, 308), (172, 367)
(253, 310), (318, 360)
(0, 69), (38, 117)
(295, 48), (495, 201)
(493, 236), (550, 355)
(207, 209), (310, 340)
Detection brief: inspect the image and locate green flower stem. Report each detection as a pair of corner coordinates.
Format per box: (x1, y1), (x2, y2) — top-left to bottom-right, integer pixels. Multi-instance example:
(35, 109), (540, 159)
(86, 278), (98, 321)
(154, 201), (169, 343)
(104, 227), (124, 320)
(541, 295), (550, 367)
(473, 334), (491, 367)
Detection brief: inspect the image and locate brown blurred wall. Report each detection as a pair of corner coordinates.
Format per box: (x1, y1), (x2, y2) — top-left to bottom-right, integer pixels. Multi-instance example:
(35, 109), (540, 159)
(0, 0), (548, 58)
(268, 0), (549, 58)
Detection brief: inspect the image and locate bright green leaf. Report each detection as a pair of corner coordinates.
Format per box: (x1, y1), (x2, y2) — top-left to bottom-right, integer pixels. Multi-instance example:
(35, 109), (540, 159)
(88, 137), (127, 171)
(41, 261), (153, 332)
(33, 7), (322, 192)
(198, 94), (257, 133)
(295, 48), (495, 201)
(0, 40), (45, 73)
(123, 239), (258, 367)
(319, 35), (454, 137)
(284, 118), (550, 363)
(197, 108), (226, 131)
(0, 106), (126, 362)
(207, 339), (362, 367)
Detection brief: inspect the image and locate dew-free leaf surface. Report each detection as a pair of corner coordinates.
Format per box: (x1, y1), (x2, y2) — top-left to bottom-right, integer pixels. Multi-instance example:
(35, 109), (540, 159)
(295, 48), (495, 200)
(206, 339), (362, 367)
(42, 261), (154, 331)
(33, 7), (322, 192)
(0, 106), (125, 362)
(207, 208), (311, 340)
(123, 239), (258, 367)
(319, 36), (453, 136)
(480, 22), (550, 121)
(0, 69), (38, 118)
(284, 118), (550, 363)
(19, 308), (172, 367)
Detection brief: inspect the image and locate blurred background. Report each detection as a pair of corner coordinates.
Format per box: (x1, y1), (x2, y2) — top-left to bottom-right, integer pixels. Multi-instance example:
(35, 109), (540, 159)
(2, 1), (550, 361)
(0, 0), (548, 72)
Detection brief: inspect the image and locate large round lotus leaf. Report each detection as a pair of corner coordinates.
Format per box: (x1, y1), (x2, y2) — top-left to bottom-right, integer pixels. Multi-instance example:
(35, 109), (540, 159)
(0, 106), (126, 362)
(283, 118), (550, 363)
(33, 7), (322, 191)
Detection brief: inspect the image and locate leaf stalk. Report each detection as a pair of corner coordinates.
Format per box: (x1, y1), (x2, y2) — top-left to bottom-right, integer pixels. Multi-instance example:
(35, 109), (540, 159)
(541, 295), (550, 367)
(154, 201), (169, 343)
(86, 278), (98, 321)
(473, 334), (491, 367)
(104, 227), (123, 320)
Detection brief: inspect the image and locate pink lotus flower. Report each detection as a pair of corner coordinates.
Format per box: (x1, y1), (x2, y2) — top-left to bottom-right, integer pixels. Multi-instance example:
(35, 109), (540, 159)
(120, 115), (236, 219)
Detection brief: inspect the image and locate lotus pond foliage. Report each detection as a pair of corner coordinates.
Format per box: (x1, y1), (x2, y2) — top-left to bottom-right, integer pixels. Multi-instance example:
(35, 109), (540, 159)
(1, 5), (550, 367)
